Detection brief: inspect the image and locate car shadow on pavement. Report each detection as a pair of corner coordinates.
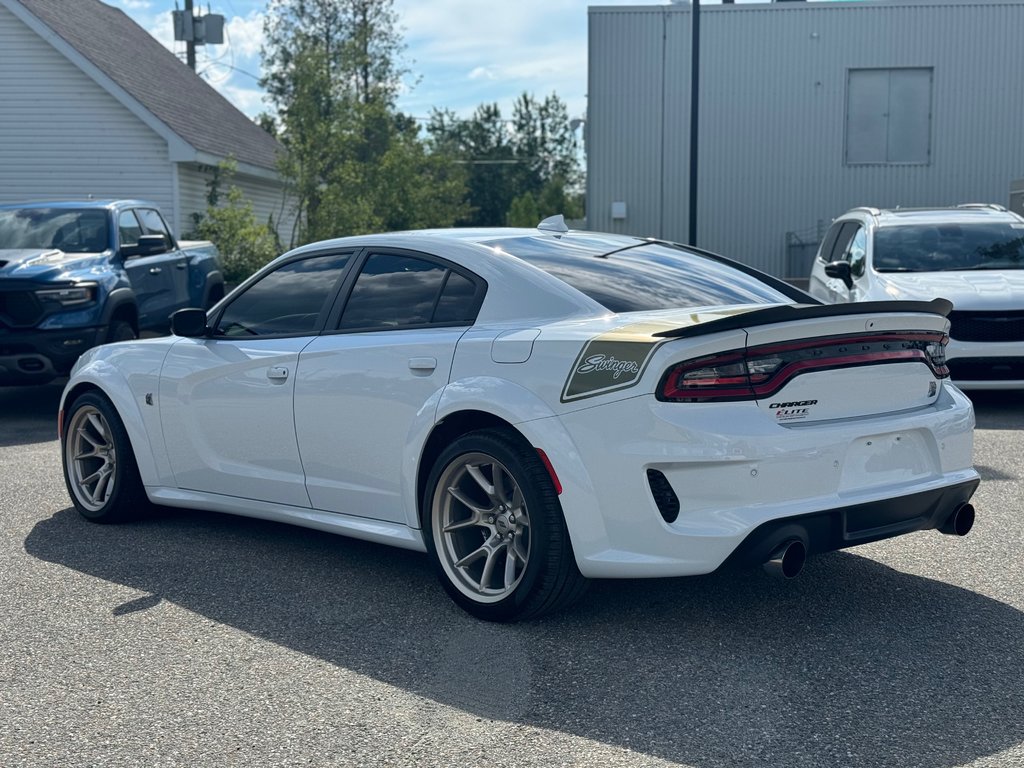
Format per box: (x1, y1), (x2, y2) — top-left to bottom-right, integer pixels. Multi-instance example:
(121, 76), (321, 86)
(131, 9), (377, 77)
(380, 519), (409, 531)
(25, 505), (1024, 768)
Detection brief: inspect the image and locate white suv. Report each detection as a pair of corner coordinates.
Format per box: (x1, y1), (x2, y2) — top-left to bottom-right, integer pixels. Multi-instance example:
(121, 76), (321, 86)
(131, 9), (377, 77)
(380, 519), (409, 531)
(808, 204), (1024, 389)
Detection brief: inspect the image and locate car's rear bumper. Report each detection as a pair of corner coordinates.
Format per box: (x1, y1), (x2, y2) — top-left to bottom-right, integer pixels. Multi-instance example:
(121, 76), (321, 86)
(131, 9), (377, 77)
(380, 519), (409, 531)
(542, 383), (978, 578)
(0, 326), (104, 385)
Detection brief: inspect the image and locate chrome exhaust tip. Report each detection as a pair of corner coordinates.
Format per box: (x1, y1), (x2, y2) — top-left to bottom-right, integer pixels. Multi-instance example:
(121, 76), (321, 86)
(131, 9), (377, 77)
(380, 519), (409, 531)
(940, 503), (975, 537)
(763, 539), (806, 579)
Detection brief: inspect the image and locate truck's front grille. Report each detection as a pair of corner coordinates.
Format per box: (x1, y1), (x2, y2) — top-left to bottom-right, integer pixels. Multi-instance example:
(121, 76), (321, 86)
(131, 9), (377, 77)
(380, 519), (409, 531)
(948, 358), (1024, 381)
(0, 290), (44, 327)
(949, 310), (1024, 342)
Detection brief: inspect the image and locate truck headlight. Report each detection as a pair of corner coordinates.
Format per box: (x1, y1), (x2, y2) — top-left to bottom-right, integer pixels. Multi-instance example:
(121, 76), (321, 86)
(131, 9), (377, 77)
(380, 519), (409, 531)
(35, 284), (98, 308)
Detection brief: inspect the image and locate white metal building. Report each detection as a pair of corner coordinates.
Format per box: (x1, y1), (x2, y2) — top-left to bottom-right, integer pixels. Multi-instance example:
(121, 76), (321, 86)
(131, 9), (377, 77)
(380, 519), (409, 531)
(0, 0), (297, 245)
(587, 0), (1024, 277)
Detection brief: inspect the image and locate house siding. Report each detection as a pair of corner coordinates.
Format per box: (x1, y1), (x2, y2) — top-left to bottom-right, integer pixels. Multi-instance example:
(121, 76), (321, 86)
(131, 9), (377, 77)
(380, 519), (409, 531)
(0, 4), (174, 223)
(588, 0), (1024, 277)
(178, 163), (298, 251)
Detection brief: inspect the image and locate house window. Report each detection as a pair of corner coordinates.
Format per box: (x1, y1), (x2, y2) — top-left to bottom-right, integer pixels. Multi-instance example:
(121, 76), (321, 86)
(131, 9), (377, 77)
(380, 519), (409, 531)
(846, 68), (932, 165)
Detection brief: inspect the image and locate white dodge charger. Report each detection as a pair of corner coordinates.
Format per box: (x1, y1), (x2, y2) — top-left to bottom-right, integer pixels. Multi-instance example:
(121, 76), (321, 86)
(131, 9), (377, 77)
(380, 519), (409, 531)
(59, 220), (980, 620)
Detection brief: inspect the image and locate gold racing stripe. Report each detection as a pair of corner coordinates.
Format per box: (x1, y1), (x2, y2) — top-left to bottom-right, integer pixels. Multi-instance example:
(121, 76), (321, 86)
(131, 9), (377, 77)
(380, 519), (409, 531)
(559, 309), (753, 402)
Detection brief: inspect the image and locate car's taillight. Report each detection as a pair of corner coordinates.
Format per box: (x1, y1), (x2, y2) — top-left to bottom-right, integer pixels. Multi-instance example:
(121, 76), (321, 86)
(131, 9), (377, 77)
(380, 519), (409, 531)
(658, 332), (949, 402)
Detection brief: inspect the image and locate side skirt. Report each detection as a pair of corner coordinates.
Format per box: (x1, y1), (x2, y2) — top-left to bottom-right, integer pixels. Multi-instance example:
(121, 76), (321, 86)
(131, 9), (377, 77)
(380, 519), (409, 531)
(146, 487), (428, 553)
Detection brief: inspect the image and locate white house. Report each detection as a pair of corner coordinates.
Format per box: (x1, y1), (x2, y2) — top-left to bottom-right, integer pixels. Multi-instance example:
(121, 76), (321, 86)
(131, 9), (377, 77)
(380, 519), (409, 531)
(0, 0), (297, 245)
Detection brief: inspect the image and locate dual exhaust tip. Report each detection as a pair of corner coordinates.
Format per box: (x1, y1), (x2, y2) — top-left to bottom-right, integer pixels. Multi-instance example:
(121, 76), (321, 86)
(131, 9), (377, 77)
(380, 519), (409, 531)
(762, 502), (976, 579)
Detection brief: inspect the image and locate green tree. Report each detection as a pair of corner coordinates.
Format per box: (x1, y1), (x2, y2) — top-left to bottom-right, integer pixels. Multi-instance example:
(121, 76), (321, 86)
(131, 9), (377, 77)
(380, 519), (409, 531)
(190, 160), (280, 284)
(262, 0), (466, 244)
(427, 93), (583, 227)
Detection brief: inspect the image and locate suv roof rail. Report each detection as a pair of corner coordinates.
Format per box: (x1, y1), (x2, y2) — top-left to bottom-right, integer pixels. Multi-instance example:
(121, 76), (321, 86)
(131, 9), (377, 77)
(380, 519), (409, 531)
(847, 206), (881, 217)
(956, 203), (1007, 212)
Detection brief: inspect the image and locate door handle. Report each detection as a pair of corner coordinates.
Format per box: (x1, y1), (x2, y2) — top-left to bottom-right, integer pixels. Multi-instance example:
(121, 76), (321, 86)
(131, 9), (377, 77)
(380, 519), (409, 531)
(175, 262), (187, 270)
(149, 267), (162, 275)
(408, 357), (437, 372)
(267, 366), (289, 381)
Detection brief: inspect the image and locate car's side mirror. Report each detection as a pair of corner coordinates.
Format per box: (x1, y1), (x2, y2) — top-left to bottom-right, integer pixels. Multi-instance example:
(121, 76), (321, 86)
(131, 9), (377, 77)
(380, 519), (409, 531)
(824, 260), (854, 289)
(122, 234), (169, 259)
(170, 308), (209, 338)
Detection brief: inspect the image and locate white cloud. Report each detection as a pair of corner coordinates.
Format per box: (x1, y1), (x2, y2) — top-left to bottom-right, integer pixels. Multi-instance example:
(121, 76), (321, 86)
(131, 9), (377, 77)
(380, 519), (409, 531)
(468, 66), (496, 81)
(224, 12), (266, 59)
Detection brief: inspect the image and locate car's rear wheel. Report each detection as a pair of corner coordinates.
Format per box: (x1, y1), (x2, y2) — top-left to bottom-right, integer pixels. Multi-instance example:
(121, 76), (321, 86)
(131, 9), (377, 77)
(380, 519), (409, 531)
(62, 391), (149, 523)
(424, 429), (587, 621)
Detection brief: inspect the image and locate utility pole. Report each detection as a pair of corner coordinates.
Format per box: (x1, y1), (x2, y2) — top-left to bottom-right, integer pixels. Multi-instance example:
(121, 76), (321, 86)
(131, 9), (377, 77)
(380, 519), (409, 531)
(184, 0), (196, 70)
(688, 0), (700, 247)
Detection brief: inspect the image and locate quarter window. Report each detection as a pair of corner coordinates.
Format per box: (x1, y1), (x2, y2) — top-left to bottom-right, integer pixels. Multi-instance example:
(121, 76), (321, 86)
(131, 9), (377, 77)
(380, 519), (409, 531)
(215, 253), (351, 337)
(339, 253), (477, 331)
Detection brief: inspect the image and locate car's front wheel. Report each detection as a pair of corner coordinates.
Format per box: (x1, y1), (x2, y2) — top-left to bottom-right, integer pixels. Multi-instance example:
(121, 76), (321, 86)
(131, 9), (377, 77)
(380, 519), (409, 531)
(423, 429), (587, 621)
(62, 391), (150, 523)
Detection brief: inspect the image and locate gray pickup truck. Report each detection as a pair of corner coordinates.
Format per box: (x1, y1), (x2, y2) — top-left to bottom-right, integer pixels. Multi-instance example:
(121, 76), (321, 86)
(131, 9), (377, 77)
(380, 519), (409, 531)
(0, 199), (223, 385)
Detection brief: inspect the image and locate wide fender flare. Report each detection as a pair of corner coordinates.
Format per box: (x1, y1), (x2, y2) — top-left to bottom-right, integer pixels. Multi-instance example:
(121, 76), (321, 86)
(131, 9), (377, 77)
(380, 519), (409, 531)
(404, 376), (609, 569)
(61, 361), (166, 488)
(98, 287), (137, 328)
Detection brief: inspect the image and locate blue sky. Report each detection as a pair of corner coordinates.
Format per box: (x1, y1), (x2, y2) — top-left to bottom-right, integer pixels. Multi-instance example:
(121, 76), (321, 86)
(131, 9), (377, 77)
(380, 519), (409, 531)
(112, 0), (766, 124)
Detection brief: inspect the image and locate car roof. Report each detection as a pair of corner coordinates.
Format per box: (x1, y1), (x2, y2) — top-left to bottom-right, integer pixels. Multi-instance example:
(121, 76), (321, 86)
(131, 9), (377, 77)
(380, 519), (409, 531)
(843, 205), (1023, 229)
(0, 200), (155, 211)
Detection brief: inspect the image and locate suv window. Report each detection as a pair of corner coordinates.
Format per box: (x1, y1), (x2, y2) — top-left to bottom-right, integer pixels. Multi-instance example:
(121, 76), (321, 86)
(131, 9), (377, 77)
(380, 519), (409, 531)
(338, 253), (481, 330)
(874, 221), (1024, 272)
(215, 253), (351, 337)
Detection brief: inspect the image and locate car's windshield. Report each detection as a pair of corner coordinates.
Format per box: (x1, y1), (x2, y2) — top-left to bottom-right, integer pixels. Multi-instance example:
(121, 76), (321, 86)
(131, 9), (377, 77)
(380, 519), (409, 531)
(0, 208), (110, 253)
(874, 222), (1024, 272)
(491, 238), (791, 312)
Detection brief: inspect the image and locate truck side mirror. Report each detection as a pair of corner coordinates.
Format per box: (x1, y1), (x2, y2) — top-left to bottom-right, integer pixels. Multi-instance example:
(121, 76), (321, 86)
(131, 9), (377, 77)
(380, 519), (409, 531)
(122, 234), (169, 259)
(824, 260), (854, 290)
(170, 308), (209, 338)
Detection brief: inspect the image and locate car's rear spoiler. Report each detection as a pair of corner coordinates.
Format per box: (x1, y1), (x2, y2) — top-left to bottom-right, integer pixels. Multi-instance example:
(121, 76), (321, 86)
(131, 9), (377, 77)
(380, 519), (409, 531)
(652, 299), (953, 339)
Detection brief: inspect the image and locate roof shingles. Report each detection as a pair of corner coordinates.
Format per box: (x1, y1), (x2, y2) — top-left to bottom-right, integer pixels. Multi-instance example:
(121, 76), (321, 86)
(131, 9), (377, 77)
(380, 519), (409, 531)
(15, 0), (282, 171)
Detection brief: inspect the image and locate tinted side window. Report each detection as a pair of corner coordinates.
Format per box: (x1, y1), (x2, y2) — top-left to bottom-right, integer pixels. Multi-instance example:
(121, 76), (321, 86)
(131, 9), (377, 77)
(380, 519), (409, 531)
(829, 222), (860, 263)
(433, 271), (479, 324)
(118, 210), (142, 248)
(817, 222), (843, 263)
(339, 254), (448, 330)
(136, 208), (173, 248)
(215, 253), (350, 337)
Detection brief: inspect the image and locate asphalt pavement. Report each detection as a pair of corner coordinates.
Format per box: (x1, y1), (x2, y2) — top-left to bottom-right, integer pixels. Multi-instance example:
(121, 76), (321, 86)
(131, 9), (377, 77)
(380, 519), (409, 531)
(1, 383), (1022, 768)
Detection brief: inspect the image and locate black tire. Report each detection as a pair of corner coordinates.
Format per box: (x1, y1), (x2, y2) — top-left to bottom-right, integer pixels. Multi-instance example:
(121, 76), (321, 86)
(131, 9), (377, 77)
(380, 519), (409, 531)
(105, 319), (136, 344)
(422, 428), (588, 621)
(205, 284), (225, 310)
(61, 391), (150, 523)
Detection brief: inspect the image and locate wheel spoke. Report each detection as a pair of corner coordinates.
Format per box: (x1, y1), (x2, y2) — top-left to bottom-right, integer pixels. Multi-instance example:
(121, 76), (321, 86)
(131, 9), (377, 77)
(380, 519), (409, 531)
(503, 544), (518, 588)
(443, 509), (481, 533)
(93, 469), (113, 504)
(479, 542), (502, 591)
(493, 464), (508, 505)
(446, 486), (486, 516)
(74, 446), (102, 461)
(86, 413), (107, 441)
(80, 467), (104, 487)
(466, 464), (495, 498)
(454, 544), (488, 570)
(77, 428), (103, 449)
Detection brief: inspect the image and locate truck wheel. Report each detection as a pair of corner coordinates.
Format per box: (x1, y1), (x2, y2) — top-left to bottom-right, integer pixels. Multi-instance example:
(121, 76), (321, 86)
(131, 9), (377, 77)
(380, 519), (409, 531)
(61, 391), (150, 523)
(106, 320), (136, 343)
(423, 428), (588, 621)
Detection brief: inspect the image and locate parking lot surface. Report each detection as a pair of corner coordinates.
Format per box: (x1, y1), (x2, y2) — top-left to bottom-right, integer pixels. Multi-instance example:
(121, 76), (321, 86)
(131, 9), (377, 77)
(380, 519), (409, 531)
(1, 383), (1022, 768)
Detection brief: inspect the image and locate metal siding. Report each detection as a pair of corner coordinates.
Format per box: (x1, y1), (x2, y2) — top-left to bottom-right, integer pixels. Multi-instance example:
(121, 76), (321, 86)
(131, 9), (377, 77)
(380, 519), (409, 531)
(589, 1), (1024, 277)
(0, 4), (174, 222)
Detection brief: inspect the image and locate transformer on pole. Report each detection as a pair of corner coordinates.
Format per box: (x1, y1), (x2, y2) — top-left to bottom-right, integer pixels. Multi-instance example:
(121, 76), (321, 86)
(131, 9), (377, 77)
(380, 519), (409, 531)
(172, 0), (225, 71)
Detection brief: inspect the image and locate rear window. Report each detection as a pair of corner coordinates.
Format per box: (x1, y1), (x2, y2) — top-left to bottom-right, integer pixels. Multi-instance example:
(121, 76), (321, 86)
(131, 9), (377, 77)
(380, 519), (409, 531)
(492, 238), (791, 312)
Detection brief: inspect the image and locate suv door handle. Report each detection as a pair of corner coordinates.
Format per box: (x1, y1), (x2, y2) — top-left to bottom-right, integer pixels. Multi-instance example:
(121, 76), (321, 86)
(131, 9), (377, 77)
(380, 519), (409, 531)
(408, 357), (437, 372)
(175, 262), (187, 270)
(149, 267), (162, 275)
(267, 366), (289, 381)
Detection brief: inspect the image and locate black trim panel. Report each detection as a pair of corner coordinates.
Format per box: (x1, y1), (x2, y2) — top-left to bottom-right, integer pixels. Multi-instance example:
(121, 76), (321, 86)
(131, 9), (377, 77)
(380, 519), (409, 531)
(717, 477), (979, 572)
(653, 299), (953, 340)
